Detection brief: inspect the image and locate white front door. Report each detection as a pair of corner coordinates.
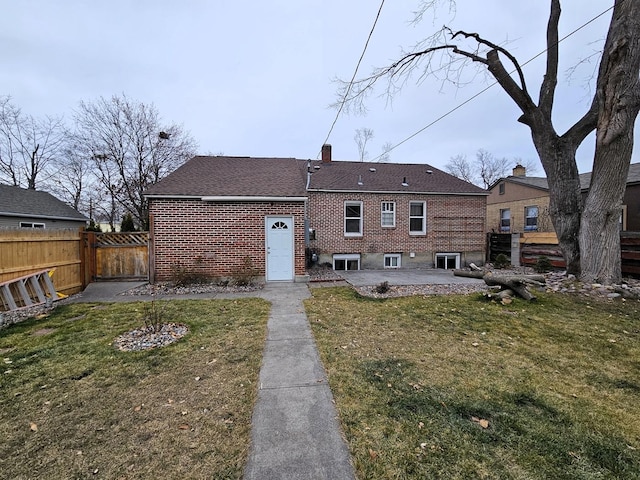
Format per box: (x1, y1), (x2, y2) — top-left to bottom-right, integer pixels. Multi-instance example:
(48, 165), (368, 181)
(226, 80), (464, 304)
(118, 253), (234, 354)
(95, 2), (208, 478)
(265, 216), (294, 281)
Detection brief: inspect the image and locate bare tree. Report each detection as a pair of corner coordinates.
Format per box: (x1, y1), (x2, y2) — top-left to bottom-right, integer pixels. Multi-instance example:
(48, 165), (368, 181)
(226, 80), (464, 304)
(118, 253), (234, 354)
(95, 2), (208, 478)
(354, 127), (374, 161)
(446, 149), (537, 189)
(379, 141), (393, 163)
(338, 1), (639, 282)
(0, 96), (66, 190)
(73, 94), (198, 229)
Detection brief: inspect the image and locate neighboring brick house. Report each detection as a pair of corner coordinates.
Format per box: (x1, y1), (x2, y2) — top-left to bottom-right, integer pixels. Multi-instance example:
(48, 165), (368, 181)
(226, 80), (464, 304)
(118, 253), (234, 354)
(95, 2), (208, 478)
(487, 163), (640, 234)
(0, 184), (88, 229)
(144, 145), (488, 283)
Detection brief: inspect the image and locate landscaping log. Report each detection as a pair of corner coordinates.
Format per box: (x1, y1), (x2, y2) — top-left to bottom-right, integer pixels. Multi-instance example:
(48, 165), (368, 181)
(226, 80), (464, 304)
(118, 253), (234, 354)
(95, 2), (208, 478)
(453, 270), (546, 301)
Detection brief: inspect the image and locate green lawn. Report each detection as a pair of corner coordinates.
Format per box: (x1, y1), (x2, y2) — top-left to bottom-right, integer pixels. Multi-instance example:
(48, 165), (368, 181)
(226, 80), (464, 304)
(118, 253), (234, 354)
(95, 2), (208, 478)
(305, 288), (640, 479)
(0, 299), (269, 480)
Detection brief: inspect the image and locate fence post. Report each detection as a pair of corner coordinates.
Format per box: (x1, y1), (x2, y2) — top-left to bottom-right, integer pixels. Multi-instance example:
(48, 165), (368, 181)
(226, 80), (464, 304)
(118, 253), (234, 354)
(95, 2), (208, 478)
(511, 233), (521, 267)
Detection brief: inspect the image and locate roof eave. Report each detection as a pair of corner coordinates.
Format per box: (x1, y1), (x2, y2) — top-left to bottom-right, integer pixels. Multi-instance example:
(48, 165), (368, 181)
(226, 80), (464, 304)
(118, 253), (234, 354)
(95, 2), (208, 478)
(307, 188), (488, 196)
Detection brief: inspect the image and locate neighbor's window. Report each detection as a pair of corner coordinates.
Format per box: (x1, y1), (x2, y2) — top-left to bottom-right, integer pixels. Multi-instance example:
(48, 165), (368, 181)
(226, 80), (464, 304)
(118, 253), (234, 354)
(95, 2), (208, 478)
(20, 222), (45, 229)
(381, 202), (395, 228)
(500, 209), (511, 232)
(344, 201), (363, 236)
(384, 253), (401, 268)
(499, 183), (505, 195)
(524, 206), (538, 231)
(409, 201), (426, 235)
(333, 253), (360, 271)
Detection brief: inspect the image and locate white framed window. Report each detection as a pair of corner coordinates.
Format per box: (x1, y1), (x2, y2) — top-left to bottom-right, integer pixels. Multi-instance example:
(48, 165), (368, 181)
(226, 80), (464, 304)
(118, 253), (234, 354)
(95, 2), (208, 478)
(524, 206), (538, 231)
(435, 253), (460, 270)
(500, 209), (511, 232)
(333, 253), (360, 271)
(381, 202), (396, 228)
(20, 222), (45, 229)
(409, 201), (426, 235)
(384, 253), (401, 268)
(344, 201), (363, 236)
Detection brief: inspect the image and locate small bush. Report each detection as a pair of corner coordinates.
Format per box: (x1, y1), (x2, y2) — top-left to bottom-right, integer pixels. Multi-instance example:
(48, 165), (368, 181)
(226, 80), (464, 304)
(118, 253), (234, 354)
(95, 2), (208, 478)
(534, 255), (552, 273)
(493, 254), (510, 269)
(230, 257), (259, 286)
(170, 263), (210, 287)
(375, 281), (390, 294)
(142, 298), (167, 333)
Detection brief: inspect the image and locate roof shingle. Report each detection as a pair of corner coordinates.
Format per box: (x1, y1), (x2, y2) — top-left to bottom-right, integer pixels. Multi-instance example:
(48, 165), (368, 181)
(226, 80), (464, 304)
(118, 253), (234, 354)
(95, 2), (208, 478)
(0, 184), (88, 221)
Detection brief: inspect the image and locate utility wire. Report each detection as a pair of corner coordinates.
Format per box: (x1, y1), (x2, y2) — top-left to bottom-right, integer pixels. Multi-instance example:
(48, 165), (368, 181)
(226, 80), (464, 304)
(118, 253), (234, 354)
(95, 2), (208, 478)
(368, 5), (614, 162)
(319, 0), (385, 158)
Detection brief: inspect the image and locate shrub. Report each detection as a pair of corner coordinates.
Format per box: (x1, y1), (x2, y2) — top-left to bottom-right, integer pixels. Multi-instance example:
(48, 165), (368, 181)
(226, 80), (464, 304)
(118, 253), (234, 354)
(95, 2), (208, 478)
(120, 213), (136, 232)
(375, 281), (390, 294)
(534, 255), (552, 273)
(169, 263), (210, 287)
(493, 253), (510, 269)
(230, 257), (259, 286)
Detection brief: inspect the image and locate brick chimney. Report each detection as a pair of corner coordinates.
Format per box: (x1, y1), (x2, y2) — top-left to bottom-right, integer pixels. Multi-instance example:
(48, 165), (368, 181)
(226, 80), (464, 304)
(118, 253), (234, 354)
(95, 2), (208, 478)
(321, 144), (332, 163)
(512, 164), (526, 177)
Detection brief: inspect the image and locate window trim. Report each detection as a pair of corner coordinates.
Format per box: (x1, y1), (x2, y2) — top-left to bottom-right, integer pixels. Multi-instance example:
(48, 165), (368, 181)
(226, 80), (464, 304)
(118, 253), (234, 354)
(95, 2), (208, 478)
(20, 222), (45, 229)
(409, 201), (426, 235)
(344, 201), (363, 237)
(333, 253), (361, 271)
(381, 201), (396, 228)
(384, 253), (401, 269)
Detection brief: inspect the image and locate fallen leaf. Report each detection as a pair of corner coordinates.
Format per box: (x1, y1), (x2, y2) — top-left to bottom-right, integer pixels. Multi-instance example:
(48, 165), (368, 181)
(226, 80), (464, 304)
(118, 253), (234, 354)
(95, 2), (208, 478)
(368, 448), (378, 460)
(471, 342), (479, 347)
(178, 424), (190, 430)
(134, 405), (142, 412)
(30, 422), (38, 432)
(471, 416), (490, 429)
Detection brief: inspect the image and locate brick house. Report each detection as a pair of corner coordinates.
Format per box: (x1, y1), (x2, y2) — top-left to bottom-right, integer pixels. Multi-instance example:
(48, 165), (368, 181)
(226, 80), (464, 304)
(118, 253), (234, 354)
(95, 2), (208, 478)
(487, 163), (640, 233)
(144, 145), (488, 283)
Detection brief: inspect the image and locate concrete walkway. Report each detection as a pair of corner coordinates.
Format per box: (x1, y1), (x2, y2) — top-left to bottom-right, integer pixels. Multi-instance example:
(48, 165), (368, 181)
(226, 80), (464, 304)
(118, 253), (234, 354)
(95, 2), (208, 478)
(69, 281), (355, 479)
(243, 283), (355, 480)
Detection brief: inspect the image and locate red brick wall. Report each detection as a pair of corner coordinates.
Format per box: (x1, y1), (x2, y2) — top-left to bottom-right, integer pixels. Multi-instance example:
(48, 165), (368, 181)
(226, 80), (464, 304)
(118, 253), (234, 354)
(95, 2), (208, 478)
(149, 199), (306, 282)
(308, 192), (486, 266)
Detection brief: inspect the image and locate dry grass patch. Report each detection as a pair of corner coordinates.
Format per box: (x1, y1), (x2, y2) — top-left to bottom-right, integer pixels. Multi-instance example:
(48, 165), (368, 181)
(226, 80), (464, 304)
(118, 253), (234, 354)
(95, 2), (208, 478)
(306, 287), (640, 479)
(0, 298), (269, 480)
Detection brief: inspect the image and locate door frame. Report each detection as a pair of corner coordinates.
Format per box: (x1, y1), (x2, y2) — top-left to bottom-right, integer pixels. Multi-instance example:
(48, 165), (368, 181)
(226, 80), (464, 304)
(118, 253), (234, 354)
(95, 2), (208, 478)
(265, 215), (295, 282)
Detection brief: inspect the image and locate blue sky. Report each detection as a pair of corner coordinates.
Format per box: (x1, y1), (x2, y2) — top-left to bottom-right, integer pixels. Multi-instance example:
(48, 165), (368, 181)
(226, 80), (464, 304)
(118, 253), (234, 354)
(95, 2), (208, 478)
(1, 0), (630, 174)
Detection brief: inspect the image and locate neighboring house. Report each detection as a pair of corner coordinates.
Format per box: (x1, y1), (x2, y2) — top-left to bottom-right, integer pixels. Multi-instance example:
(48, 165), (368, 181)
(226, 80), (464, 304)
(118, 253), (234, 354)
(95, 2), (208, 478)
(0, 184), (88, 229)
(144, 145), (488, 283)
(487, 163), (640, 233)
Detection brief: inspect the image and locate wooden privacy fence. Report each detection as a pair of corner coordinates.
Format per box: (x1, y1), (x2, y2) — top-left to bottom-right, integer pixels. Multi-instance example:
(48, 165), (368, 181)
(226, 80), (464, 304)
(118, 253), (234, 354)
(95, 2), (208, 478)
(82, 231), (149, 283)
(0, 229), (150, 305)
(0, 228), (83, 297)
(519, 231), (640, 277)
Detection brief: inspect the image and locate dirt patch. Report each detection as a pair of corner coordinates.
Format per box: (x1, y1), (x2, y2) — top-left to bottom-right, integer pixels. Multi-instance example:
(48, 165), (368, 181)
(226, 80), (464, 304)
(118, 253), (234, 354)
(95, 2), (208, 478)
(32, 327), (56, 336)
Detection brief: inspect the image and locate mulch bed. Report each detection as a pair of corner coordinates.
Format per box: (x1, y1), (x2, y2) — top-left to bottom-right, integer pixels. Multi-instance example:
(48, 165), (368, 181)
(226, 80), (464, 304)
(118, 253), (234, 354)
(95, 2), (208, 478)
(112, 322), (189, 352)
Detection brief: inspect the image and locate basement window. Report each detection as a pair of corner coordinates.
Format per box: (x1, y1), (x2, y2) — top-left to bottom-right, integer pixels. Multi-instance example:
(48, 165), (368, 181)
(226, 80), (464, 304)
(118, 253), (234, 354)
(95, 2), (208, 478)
(333, 253), (360, 271)
(435, 253), (460, 270)
(384, 254), (401, 268)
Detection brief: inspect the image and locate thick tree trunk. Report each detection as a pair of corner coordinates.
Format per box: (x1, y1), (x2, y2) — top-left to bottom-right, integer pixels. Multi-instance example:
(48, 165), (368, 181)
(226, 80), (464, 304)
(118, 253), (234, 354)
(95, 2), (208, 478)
(579, 0), (640, 284)
(529, 128), (583, 276)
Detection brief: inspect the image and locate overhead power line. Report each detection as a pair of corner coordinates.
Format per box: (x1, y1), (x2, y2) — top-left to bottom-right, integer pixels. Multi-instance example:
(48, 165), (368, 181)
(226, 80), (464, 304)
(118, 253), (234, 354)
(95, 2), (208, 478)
(364, 5), (614, 162)
(319, 0), (385, 157)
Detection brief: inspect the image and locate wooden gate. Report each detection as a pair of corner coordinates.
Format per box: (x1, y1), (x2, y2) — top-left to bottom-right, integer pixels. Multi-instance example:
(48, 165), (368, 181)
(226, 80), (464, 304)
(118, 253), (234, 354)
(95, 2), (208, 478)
(82, 232), (149, 283)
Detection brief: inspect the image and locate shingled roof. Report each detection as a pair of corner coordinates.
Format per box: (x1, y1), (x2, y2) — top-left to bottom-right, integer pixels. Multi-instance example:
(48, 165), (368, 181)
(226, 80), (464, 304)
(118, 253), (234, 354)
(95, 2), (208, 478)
(0, 184), (88, 222)
(499, 162), (640, 192)
(144, 156), (309, 198)
(144, 155), (487, 198)
(307, 160), (486, 194)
